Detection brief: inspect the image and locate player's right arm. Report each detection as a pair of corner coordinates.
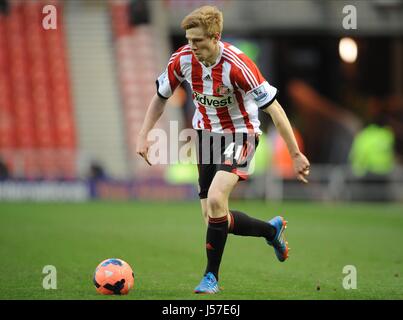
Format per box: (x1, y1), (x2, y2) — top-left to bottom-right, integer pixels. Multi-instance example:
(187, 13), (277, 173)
(136, 94), (168, 166)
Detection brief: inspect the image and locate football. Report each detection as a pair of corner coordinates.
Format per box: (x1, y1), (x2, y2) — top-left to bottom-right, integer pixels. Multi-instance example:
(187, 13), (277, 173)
(93, 258), (135, 295)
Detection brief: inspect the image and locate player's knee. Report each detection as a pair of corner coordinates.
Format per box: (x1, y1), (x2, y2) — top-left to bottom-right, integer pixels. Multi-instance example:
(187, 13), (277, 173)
(206, 192), (226, 216)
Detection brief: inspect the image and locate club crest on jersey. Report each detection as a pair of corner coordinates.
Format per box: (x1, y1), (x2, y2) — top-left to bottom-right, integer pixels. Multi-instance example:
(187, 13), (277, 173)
(216, 85), (231, 96)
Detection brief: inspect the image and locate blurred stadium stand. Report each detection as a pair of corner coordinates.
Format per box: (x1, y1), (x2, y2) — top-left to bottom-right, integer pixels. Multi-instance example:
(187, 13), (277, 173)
(0, 0), (76, 180)
(0, 0), (402, 202)
(64, 0), (127, 179)
(109, 0), (166, 178)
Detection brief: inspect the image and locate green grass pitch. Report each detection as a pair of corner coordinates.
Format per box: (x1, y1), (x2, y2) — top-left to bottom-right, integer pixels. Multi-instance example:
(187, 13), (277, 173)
(0, 201), (402, 300)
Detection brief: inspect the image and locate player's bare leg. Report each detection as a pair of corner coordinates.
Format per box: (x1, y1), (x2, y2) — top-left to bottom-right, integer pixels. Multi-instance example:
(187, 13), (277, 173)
(206, 171), (238, 218)
(194, 171), (238, 294)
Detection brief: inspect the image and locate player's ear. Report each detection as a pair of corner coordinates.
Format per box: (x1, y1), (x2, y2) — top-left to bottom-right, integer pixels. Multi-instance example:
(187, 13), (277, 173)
(213, 32), (221, 43)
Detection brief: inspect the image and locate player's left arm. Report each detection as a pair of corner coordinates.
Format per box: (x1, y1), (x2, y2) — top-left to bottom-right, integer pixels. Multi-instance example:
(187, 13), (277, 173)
(262, 100), (310, 183)
(232, 50), (310, 182)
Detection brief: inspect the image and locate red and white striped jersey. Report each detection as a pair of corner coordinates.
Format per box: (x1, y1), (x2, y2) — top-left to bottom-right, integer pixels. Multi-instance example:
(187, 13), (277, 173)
(156, 41), (278, 134)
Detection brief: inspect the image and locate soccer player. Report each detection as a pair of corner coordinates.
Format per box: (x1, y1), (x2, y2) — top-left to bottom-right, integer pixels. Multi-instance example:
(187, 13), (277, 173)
(136, 5), (310, 294)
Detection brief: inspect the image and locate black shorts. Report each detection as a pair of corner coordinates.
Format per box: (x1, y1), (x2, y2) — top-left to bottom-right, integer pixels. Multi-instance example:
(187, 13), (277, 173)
(196, 130), (259, 199)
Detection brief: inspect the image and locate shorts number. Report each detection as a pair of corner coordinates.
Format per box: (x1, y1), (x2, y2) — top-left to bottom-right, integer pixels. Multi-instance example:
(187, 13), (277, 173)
(224, 142), (243, 161)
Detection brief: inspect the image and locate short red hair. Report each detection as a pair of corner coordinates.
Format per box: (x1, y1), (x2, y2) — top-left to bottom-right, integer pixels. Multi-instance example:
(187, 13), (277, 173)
(181, 6), (223, 38)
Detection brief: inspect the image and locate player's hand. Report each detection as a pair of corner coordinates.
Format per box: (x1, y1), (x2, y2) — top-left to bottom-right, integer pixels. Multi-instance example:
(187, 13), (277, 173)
(136, 134), (152, 166)
(292, 152), (310, 184)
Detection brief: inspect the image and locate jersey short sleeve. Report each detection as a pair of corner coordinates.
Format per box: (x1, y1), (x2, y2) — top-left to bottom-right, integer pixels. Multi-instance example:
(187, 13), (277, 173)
(246, 81), (278, 110)
(230, 48), (278, 109)
(156, 48), (186, 99)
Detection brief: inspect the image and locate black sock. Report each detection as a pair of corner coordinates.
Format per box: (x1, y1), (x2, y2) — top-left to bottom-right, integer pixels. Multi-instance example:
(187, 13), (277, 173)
(228, 210), (276, 241)
(204, 216), (228, 281)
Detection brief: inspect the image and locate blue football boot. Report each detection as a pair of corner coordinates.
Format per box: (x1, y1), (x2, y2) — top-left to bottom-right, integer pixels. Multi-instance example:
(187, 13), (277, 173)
(266, 216), (289, 262)
(194, 272), (219, 294)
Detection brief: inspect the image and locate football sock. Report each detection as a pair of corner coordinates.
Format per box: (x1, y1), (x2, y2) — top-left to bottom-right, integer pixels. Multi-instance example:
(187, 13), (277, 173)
(205, 215), (228, 281)
(228, 210), (276, 241)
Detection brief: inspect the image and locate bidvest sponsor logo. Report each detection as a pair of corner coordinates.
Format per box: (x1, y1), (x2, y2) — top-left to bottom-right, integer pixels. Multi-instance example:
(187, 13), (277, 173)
(193, 91), (234, 108)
